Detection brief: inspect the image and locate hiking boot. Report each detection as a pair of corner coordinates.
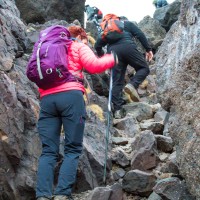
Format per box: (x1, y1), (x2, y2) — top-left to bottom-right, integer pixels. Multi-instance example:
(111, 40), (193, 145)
(37, 197), (50, 200)
(123, 90), (132, 103)
(54, 195), (74, 200)
(124, 83), (140, 102)
(114, 108), (126, 119)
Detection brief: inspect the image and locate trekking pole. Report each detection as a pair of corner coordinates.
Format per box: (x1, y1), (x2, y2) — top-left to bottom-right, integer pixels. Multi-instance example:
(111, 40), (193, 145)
(103, 67), (113, 185)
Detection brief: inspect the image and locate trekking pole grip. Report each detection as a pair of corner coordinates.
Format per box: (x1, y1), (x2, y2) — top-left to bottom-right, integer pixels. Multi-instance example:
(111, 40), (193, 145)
(111, 51), (118, 65)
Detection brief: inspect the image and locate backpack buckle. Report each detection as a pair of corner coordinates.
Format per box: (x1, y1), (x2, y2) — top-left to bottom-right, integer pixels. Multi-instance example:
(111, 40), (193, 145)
(56, 68), (63, 78)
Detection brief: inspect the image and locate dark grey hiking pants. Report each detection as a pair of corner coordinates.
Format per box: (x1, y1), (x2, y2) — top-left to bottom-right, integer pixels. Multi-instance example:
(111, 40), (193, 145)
(108, 43), (150, 111)
(36, 90), (86, 199)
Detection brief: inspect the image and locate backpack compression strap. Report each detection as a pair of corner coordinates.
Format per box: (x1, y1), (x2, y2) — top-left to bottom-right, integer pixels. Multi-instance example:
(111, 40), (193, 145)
(36, 42), (44, 80)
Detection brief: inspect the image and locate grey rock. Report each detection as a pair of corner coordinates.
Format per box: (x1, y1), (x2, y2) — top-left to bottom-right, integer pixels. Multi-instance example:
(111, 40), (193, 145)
(0, 0), (26, 72)
(78, 121), (112, 190)
(160, 160), (179, 175)
(160, 151), (179, 174)
(113, 116), (140, 137)
(88, 72), (109, 97)
(112, 147), (130, 167)
(123, 102), (154, 122)
(140, 119), (164, 135)
(112, 168), (126, 181)
(122, 169), (157, 197)
(109, 183), (124, 200)
(148, 192), (162, 200)
(112, 137), (129, 145)
(26, 19), (69, 54)
(153, 0), (181, 31)
(131, 149), (159, 171)
(131, 130), (157, 152)
(15, 0), (85, 25)
(154, 109), (169, 123)
(88, 187), (112, 200)
(138, 16), (167, 52)
(154, 135), (174, 153)
(153, 177), (195, 200)
(87, 183), (124, 200)
(0, 58), (40, 200)
(131, 130), (159, 171)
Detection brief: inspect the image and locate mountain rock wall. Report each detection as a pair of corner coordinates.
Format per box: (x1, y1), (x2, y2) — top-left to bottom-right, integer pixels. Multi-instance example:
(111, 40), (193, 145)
(156, 0), (200, 197)
(0, 1), (41, 199)
(15, 0), (85, 25)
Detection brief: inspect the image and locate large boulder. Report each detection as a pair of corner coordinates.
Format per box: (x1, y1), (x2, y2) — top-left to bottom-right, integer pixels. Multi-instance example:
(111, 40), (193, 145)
(153, 0), (181, 31)
(153, 177), (195, 199)
(156, 0), (200, 198)
(122, 169), (157, 197)
(138, 16), (166, 52)
(15, 0), (85, 25)
(131, 131), (159, 171)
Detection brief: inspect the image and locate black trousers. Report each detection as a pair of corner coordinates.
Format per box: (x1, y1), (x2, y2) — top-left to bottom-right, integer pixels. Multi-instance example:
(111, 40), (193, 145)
(108, 43), (150, 111)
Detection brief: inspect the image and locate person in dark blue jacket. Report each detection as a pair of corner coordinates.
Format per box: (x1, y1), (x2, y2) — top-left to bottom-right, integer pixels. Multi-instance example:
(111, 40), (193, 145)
(153, 0), (168, 8)
(85, 5), (103, 33)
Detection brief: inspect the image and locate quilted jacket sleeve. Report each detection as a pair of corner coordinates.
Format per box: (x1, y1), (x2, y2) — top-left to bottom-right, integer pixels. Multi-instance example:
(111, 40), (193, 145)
(78, 43), (115, 74)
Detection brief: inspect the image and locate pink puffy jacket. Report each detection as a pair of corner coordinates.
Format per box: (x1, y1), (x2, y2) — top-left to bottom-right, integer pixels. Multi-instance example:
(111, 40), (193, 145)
(39, 41), (115, 98)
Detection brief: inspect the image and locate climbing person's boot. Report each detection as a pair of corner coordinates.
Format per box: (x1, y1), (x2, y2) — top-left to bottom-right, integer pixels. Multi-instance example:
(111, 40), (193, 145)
(124, 83), (140, 102)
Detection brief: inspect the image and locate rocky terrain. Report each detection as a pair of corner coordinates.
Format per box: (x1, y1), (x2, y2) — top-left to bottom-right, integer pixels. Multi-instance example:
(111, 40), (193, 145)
(0, 0), (199, 199)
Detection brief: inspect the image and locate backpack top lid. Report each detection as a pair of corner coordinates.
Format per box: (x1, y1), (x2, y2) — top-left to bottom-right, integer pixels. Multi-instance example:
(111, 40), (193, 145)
(102, 14), (120, 22)
(100, 14), (124, 42)
(101, 14), (121, 30)
(39, 25), (71, 42)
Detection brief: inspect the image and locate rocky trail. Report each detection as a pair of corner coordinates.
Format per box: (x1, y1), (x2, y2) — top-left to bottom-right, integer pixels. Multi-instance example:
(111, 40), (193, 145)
(0, 0), (199, 199)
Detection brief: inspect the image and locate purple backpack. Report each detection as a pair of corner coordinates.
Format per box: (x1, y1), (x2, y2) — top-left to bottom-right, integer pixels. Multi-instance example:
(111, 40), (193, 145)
(26, 25), (79, 89)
